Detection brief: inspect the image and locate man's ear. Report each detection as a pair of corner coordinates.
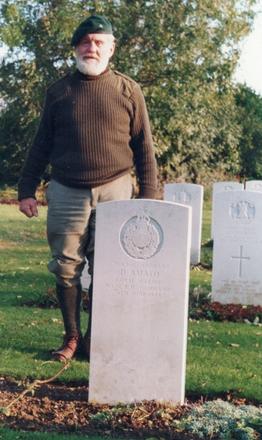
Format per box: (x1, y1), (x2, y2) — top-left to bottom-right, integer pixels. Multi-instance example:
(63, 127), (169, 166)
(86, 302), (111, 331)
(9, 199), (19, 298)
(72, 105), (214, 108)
(110, 40), (116, 57)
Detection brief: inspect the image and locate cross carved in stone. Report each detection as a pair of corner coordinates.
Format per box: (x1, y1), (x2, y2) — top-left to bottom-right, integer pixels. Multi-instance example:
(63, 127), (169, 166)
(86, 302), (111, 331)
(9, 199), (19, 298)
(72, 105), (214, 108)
(231, 245), (250, 278)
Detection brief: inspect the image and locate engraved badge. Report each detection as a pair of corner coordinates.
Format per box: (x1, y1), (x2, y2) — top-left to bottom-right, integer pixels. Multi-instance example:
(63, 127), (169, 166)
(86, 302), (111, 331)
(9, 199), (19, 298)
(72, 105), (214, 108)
(120, 214), (163, 259)
(229, 201), (255, 222)
(172, 191), (191, 203)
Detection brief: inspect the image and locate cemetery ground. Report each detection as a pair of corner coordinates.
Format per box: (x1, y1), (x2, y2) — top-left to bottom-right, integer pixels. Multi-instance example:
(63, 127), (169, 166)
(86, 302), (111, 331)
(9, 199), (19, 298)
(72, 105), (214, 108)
(0, 195), (261, 439)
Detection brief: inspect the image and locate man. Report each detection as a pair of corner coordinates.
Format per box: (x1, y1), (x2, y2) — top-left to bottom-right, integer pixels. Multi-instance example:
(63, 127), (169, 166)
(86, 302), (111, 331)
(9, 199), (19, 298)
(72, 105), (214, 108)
(18, 15), (158, 362)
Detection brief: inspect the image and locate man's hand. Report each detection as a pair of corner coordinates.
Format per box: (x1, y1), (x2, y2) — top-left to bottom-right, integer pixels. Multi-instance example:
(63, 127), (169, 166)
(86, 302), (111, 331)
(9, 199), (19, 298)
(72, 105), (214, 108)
(19, 198), (39, 218)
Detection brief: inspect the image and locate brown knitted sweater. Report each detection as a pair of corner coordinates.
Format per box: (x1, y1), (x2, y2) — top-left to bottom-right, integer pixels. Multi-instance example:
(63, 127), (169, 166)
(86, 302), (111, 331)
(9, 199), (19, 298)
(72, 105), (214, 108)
(18, 69), (158, 200)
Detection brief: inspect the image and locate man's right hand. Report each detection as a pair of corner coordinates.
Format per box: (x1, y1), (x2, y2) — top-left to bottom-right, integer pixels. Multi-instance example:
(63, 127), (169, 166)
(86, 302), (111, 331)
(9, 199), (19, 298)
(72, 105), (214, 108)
(19, 198), (39, 218)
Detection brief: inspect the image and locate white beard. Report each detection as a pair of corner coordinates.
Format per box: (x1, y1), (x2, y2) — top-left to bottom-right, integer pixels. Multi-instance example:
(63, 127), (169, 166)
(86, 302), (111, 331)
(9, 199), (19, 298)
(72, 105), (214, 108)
(75, 55), (109, 76)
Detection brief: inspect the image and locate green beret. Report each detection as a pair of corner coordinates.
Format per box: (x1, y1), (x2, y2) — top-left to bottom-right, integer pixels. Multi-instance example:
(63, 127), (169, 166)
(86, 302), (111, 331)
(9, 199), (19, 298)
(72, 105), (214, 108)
(71, 15), (113, 47)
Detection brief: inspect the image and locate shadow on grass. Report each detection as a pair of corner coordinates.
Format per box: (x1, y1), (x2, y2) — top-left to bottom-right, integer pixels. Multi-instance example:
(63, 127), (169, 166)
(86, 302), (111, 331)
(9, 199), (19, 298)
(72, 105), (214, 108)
(1, 347), (88, 365)
(0, 337), (58, 361)
(0, 272), (53, 306)
(0, 291), (51, 307)
(0, 271), (51, 283)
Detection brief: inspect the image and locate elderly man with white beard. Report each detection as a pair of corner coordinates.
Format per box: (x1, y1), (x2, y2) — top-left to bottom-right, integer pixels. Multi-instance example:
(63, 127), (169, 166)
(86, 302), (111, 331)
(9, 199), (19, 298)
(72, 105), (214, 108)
(18, 15), (158, 362)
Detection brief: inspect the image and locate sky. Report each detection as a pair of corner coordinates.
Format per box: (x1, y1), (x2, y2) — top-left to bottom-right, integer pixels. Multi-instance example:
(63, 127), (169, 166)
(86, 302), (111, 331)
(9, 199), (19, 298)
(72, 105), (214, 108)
(234, 7), (262, 96)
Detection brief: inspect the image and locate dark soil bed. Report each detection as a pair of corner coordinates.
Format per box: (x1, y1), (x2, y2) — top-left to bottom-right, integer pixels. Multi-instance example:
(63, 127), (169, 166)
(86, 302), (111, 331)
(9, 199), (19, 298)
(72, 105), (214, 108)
(0, 377), (259, 438)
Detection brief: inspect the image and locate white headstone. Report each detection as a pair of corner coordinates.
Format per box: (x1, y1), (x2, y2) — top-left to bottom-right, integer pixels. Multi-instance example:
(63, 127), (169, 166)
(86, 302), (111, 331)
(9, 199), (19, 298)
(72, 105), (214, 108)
(211, 181), (244, 239)
(212, 191), (262, 306)
(164, 183), (203, 265)
(89, 200), (192, 405)
(81, 260), (91, 291)
(245, 180), (262, 192)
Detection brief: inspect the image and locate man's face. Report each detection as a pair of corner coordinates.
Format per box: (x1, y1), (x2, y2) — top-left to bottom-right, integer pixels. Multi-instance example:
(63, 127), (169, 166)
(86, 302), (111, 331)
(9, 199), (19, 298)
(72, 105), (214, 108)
(75, 33), (115, 76)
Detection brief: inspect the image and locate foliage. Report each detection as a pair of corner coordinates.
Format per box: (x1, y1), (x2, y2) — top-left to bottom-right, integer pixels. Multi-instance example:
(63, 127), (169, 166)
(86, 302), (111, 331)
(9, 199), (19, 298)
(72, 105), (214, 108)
(181, 400), (262, 439)
(0, 0), (87, 184)
(0, 184), (17, 200)
(235, 84), (262, 179)
(189, 285), (262, 322)
(1, 390), (262, 439)
(0, 182), (47, 203)
(192, 300), (262, 323)
(105, 0), (254, 182)
(0, 0), (257, 184)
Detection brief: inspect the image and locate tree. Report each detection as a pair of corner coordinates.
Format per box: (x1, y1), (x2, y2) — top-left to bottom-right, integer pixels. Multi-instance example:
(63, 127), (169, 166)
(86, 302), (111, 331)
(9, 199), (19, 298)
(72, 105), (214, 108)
(0, 0), (257, 185)
(235, 84), (262, 179)
(0, 0), (91, 184)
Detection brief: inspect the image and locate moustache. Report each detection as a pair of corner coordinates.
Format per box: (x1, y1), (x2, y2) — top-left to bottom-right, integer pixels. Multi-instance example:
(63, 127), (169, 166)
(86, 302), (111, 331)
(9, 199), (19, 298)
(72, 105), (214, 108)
(82, 55), (99, 61)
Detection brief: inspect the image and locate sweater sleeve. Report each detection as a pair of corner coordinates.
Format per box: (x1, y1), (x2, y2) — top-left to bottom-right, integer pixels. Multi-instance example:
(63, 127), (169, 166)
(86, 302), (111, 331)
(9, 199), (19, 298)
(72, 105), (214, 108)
(129, 84), (158, 199)
(17, 90), (54, 201)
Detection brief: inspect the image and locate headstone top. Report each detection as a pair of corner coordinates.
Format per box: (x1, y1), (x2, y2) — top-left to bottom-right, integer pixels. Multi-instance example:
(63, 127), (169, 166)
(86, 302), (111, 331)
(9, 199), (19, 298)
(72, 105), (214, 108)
(164, 183), (203, 265)
(245, 180), (262, 192)
(213, 181), (244, 191)
(211, 181), (244, 239)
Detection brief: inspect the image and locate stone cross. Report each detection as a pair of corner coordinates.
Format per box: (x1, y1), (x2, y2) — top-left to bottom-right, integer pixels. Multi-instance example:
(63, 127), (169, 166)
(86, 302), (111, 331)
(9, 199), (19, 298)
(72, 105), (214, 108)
(231, 245), (250, 278)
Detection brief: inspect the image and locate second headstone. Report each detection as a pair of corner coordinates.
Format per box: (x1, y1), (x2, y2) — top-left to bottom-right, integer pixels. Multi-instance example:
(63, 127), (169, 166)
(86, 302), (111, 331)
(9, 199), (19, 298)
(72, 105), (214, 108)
(164, 183), (203, 265)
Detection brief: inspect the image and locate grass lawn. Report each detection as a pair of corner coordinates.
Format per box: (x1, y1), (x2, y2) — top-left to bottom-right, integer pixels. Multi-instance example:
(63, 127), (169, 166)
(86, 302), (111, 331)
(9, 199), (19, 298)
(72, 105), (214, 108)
(0, 427), (138, 440)
(0, 202), (261, 408)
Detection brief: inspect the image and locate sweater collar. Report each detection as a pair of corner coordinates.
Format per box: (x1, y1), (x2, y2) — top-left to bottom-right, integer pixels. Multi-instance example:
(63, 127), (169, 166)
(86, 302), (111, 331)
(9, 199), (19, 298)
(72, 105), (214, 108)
(73, 67), (111, 81)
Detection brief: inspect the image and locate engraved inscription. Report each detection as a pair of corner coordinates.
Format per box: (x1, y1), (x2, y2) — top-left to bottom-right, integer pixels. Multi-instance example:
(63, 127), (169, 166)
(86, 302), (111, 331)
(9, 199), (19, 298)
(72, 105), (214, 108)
(120, 215), (163, 259)
(231, 245), (250, 278)
(229, 201), (255, 222)
(172, 191), (191, 203)
(219, 279), (260, 295)
(214, 280), (262, 304)
(108, 265), (173, 299)
(118, 267), (163, 298)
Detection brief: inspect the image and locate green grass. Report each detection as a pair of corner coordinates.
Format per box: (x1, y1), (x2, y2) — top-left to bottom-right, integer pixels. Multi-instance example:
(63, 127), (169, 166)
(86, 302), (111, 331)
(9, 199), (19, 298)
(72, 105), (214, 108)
(0, 306), (89, 381)
(0, 204), (262, 403)
(0, 206), (50, 306)
(0, 427), (134, 440)
(201, 198), (212, 244)
(187, 320), (262, 401)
